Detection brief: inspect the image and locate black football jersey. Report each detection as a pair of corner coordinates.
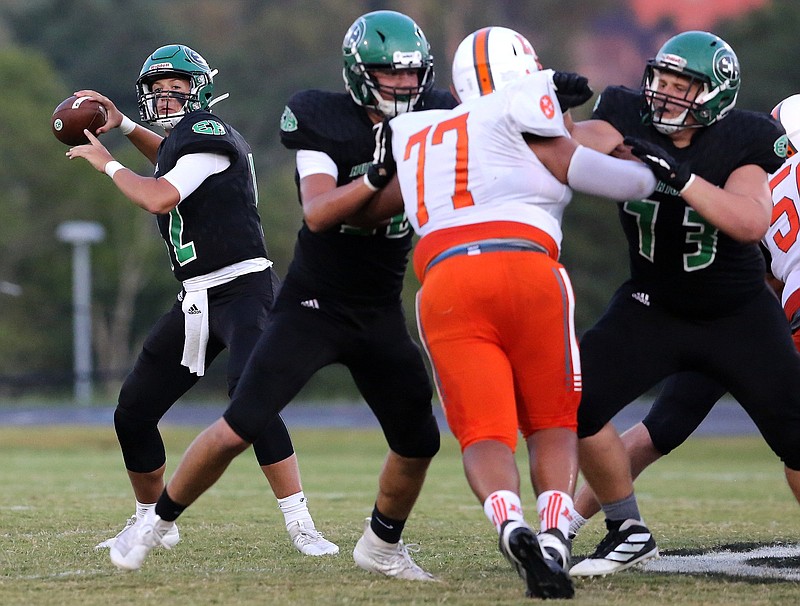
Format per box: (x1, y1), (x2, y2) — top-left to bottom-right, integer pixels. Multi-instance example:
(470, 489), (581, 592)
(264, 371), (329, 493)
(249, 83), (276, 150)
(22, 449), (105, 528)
(279, 89), (457, 306)
(593, 86), (784, 316)
(154, 110), (267, 282)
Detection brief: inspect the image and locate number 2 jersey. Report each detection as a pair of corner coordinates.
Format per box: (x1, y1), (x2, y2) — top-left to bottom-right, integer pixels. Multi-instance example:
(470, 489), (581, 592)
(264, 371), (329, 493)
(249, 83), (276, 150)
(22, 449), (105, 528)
(594, 86), (784, 317)
(279, 88), (457, 306)
(154, 110), (267, 282)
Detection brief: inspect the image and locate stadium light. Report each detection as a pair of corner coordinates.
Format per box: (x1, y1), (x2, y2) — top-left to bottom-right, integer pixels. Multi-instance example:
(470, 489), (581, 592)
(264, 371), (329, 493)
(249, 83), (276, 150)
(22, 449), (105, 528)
(56, 220), (105, 405)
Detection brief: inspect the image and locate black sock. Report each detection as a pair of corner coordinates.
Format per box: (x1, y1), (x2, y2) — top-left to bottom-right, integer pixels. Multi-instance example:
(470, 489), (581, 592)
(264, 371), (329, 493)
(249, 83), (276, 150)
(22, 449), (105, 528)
(154, 488), (187, 522)
(370, 504), (406, 544)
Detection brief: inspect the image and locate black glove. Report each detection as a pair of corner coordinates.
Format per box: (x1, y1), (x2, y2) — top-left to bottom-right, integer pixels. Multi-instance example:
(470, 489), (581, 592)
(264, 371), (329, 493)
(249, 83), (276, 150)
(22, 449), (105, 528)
(552, 71), (593, 111)
(365, 119), (396, 190)
(624, 136), (693, 191)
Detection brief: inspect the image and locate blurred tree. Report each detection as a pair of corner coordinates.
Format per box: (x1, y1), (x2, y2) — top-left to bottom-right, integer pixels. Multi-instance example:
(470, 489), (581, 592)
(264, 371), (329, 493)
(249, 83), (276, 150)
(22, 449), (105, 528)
(0, 0), (786, 400)
(717, 0), (799, 113)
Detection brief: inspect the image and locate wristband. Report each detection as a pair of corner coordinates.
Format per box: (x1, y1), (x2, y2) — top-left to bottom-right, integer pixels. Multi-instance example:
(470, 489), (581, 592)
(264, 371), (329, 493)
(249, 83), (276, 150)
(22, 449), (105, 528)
(363, 173), (380, 192)
(679, 173), (697, 195)
(104, 160), (125, 178)
(119, 115), (136, 135)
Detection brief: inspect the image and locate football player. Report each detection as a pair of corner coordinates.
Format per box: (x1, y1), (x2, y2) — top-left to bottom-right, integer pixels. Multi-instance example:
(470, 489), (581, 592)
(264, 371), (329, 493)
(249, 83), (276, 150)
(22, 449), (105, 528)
(565, 31), (800, 578)
(386, 25), (657, 599)
(102, 11), (454, 577)
(65, 44), (337, 557)
(569, 94), (800, 542)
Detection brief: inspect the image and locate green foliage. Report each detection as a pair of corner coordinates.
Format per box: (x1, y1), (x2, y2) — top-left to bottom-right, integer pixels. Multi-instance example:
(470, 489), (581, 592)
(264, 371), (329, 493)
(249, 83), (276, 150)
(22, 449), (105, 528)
(717, 0), (800, 113)
(0, 427), (798, 604)
(0, 0), (793, 397)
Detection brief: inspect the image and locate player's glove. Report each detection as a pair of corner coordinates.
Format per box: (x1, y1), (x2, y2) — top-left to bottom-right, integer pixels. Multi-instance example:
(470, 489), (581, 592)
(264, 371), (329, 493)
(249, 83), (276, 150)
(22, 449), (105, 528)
(624, 136), (694, 192)
(552, 71), (593, 111)
(364, 119), (396, 191)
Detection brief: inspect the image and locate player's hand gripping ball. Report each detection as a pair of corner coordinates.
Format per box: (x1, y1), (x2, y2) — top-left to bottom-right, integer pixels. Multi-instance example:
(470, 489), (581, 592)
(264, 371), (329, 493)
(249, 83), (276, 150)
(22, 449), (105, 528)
(51, 95), (107, 145)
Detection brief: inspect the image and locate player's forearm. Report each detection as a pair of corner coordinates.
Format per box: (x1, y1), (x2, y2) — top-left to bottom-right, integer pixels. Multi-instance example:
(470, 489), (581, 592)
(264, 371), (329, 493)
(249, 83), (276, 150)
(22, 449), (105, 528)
(105, 163), (180, 214)
(124, 124), (163, 165)
(303, 180), (376, 232)
(682, 174), (771, 244)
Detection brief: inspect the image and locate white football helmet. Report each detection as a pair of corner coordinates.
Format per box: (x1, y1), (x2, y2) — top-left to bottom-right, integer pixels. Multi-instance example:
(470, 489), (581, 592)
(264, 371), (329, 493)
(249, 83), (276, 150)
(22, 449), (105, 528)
(451, 26), (541, 102)
(772, 94), (800, 159)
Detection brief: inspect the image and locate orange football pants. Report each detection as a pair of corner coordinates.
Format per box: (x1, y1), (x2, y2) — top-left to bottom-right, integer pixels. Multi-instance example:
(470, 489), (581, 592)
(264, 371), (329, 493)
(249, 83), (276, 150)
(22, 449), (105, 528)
(416, 249), (581, 452)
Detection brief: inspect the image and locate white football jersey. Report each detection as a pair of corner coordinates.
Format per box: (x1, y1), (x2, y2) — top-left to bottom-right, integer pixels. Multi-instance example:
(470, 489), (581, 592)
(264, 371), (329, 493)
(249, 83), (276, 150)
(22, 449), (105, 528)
(389, 70), (571, 248)
(766, 152), (800, 309)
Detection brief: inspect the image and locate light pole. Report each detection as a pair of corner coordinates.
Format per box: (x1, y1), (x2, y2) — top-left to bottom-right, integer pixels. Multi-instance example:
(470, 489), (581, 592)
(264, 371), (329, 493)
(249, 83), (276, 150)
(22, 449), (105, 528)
(56, 220), (105, 405)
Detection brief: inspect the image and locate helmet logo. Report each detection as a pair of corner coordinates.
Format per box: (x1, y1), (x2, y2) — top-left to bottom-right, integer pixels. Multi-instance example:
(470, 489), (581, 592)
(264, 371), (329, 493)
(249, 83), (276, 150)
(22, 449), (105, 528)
(515, 34), (536, 59)
(393, 50), (423, 67)
(540, 95), (555, 119)
(343, 19), (366, 54)
(713, 49), (740, 86)
(185, 47), (209, 70)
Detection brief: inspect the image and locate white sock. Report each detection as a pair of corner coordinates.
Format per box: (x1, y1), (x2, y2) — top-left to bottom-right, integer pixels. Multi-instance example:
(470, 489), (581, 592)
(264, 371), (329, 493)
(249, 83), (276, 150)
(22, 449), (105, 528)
(483, 490), (525, 533)
(278, 491), (313, 528)
(135, 500), (156, 520)
(537, 490), (574, 538)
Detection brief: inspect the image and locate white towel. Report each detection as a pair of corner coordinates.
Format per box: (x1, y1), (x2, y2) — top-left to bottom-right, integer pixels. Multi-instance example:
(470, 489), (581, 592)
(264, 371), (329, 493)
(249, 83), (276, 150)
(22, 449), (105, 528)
(179, 257), (273, 376)
(180, 289), (210, 376)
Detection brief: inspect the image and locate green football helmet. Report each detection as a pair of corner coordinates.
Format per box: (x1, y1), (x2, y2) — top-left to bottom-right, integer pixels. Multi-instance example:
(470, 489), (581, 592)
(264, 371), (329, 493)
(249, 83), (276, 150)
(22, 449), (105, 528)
(136, 44), (216, 129)
(641, 31), (740, 134)
(342, 10), (434, 117)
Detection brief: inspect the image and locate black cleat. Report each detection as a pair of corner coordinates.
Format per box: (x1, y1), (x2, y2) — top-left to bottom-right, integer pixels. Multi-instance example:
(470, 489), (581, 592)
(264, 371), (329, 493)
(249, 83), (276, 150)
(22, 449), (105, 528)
(499, 520), (575, 599)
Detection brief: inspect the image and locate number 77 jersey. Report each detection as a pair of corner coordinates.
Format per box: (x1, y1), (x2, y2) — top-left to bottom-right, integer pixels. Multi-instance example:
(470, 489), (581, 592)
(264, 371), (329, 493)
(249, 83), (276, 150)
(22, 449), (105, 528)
(389, 70), (571, 245)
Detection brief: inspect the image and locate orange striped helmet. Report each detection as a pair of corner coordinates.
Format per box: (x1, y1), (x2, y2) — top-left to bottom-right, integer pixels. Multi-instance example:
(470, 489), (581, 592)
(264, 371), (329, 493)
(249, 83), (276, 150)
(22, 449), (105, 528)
(451, 26), (541, 103)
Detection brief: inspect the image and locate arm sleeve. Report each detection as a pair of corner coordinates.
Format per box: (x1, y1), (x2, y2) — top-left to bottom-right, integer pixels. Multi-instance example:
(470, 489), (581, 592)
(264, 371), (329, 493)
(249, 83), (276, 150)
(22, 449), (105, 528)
(567, 145), (657, 201)
(161, 152), (231, 202)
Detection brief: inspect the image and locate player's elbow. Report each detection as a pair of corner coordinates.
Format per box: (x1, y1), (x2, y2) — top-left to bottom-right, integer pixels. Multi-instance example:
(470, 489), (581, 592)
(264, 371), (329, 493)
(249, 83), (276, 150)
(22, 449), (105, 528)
(303, 210), (338, 233)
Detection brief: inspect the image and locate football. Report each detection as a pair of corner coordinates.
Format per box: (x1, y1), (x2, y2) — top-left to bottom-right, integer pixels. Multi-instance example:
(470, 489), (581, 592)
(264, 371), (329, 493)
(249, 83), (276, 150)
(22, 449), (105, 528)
(51, 95), (108, 145)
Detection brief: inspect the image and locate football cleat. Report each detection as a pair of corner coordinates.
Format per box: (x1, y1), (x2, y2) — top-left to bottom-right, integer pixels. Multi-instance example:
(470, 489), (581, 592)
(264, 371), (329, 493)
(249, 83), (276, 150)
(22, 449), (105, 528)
(569, 518), (658, 577)
(109, 509), (175, 571)
(95, 513), (180, 550)
(499, 520), (574, 599)
(352, 518), (435, 581)
(287, 520), (340, 556)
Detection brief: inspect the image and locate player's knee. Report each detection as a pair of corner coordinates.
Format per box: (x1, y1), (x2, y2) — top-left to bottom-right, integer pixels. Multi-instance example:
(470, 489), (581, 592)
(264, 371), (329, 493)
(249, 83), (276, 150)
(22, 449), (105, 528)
(388, 414), (440, 458)
(113, 406), (165, 473)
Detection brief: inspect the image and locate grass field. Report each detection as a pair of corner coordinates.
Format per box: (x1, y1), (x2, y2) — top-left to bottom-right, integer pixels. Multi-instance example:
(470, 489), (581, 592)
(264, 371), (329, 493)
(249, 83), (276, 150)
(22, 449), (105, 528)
(1, 425), (799, 605)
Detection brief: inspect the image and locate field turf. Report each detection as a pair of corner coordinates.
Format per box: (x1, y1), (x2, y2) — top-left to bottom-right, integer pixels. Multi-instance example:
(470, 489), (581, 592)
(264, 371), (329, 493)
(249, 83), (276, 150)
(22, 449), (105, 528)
(1, 426), (798, 605)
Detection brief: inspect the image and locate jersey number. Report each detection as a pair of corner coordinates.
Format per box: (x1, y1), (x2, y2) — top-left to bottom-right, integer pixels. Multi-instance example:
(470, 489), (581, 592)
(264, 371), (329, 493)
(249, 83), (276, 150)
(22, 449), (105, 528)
(167, 153), (258, 266)
(404, 113), (475, 227)
(769, 163), (800, 252)
(623, 199), (719, 271)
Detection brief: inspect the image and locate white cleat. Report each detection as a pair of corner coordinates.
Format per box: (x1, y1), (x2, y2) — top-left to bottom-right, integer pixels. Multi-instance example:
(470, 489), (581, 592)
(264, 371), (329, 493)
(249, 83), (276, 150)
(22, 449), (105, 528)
(352, 518), (435, 581)
(287, 520), (340, 556)
(96, 513), (180, 550)
(109, 509), (175, 571)
(570, 518), (658, 577)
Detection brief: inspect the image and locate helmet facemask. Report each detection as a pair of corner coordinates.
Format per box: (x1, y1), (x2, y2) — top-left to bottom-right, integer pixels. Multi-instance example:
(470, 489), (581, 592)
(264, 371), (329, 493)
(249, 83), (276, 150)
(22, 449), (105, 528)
(353, 60), (433, 117)
(643, 66), (709, 135)
(136, 45), (219, 130)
